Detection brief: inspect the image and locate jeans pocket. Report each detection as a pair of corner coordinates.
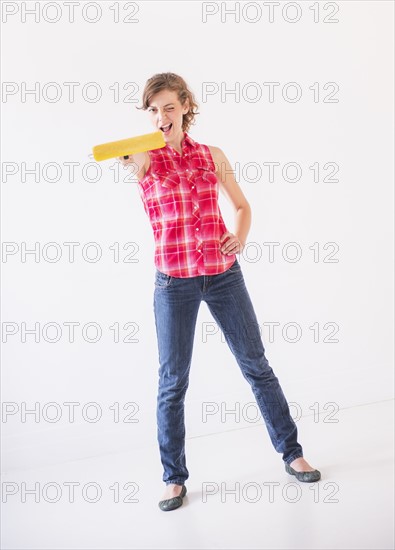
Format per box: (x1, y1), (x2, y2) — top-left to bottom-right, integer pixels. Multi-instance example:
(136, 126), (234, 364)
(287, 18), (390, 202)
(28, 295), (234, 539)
(155, 270), (173, 288)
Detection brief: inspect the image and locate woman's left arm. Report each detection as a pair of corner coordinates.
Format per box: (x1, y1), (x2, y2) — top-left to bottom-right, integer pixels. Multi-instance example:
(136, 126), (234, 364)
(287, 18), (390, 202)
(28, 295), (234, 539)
(208, 146), (252, 256)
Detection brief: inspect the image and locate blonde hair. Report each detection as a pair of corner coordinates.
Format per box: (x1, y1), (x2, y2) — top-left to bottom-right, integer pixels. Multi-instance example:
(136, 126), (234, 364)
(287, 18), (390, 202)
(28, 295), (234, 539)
(137, 72), (199, 132)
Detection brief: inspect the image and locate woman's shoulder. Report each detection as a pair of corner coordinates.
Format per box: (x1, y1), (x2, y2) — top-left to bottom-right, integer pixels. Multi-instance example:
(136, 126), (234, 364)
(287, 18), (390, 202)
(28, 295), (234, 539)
(206, 144), (221, 155)
(205, 145), (225, 173)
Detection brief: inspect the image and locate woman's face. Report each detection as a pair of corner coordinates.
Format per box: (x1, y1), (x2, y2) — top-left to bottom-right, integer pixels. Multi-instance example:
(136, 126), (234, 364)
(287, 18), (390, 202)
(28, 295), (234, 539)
(147, 89), (189, 145)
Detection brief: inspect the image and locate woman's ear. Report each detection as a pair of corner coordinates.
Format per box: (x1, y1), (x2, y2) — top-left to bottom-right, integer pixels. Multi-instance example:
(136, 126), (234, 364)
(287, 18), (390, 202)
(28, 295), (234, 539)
(182, 99), (189, 114)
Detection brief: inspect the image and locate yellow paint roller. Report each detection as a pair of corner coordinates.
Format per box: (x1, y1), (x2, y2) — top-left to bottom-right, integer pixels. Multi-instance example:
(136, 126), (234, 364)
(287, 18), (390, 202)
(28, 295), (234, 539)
(92, 131), (166, 161)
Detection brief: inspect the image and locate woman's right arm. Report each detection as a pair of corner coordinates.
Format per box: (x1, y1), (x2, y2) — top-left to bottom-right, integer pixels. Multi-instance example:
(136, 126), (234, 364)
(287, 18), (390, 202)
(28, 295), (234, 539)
(117, 151), (149, 180)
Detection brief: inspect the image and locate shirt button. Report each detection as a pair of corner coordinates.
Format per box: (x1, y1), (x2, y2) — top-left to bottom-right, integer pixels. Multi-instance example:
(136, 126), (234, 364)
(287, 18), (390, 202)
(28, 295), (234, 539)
(191, 185), (195, 189)
(195, 227), (199, 231)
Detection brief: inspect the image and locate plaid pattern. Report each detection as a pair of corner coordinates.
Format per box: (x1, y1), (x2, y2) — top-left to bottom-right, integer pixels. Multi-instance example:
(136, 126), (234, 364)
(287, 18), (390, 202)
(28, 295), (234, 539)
(137, 132), (236, 277)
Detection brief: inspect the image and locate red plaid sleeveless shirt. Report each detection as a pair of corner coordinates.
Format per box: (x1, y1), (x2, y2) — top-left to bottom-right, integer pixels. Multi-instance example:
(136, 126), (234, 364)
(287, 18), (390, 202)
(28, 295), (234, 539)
(137, 132), (236, 277)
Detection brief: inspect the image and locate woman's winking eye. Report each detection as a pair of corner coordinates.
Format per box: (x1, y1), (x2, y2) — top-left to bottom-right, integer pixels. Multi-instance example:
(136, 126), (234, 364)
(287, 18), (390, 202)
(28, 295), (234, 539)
(148, 107), (175, 112)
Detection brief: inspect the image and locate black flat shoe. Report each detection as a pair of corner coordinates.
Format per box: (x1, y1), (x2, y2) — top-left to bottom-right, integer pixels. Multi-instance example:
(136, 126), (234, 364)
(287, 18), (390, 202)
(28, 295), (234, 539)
(158, 485), (187, 511)
(285, 462), (321, 482)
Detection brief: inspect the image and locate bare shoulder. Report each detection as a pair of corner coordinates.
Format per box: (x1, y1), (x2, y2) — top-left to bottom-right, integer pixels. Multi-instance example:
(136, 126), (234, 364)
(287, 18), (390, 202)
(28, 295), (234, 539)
(207, 145), (224, 168)
(207, 145), (249, 211)
(207, 145), (233, 180)
(207, 145), (224, 162)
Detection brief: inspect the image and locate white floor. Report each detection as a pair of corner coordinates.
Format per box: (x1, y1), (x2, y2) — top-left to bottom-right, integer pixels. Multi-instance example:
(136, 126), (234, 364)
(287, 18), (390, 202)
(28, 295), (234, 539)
(2, 399), (394, 550)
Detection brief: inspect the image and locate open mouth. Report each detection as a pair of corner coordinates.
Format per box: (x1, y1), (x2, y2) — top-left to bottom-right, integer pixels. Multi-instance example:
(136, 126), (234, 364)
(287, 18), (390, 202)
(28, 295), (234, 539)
(160, 123), (172, 135)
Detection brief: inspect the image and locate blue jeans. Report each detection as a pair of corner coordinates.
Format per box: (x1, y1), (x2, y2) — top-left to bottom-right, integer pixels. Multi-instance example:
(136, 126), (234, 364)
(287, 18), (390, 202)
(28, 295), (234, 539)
(153, 257), (303, 485)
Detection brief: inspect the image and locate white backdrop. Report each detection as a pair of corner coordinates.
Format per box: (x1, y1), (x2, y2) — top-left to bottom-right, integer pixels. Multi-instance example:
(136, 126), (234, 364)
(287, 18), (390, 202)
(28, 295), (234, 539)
(2, 1), (393, 472)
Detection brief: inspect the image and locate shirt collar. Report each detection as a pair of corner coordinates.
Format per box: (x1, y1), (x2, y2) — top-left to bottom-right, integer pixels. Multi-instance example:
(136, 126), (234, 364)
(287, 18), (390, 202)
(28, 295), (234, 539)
(165, 132), (196, 155)
(182, 132), (196, 149)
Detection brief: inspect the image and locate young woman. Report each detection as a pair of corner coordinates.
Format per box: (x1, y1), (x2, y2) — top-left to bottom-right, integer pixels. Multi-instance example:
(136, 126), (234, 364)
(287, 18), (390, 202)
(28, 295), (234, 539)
(118, 72), (321, 512)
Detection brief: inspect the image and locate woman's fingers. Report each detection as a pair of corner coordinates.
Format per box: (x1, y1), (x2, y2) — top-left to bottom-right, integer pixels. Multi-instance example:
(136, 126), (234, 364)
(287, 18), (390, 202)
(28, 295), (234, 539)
(219, 232), (243, 254)
(117, 155), (134, 166)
